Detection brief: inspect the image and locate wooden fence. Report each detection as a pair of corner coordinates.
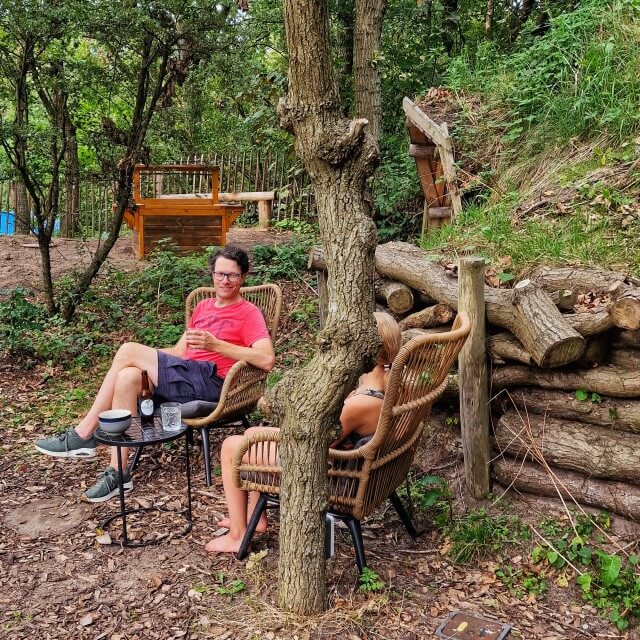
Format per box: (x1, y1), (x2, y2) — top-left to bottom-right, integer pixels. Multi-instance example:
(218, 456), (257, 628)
(0, 150), (317, 238)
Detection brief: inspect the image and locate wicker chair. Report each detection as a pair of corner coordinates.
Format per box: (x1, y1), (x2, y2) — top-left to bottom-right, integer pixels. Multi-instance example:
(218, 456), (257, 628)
(130, 284), (282, 486)
(231, 312), (471, 572)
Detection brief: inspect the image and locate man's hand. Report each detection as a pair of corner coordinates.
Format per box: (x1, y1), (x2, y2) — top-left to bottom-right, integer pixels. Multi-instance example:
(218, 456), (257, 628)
(186, 329), (217, 352)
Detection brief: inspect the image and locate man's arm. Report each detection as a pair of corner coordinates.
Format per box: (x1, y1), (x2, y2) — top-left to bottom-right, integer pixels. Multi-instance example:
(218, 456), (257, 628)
(159, 332), (188, 358)
(185, 331), (275, 371)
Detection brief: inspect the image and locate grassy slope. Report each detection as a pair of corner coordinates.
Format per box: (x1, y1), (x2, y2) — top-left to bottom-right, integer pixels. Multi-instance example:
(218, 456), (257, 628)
(422, 0), (640, 279)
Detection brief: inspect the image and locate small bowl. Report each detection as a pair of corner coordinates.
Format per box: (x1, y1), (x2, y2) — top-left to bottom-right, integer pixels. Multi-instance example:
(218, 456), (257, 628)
(98, 409), (132, 435)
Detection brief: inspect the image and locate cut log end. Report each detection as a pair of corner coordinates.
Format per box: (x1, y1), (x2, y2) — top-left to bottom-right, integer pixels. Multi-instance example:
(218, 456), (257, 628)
(611, 297), (640, 330)
(538, 335), (585, 369)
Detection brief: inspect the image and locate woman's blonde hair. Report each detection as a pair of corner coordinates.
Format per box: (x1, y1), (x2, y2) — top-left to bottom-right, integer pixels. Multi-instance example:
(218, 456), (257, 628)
(374, 311), (402, 366)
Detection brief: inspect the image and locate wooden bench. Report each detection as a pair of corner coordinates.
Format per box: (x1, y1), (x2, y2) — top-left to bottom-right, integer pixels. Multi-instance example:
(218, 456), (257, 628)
(124, 164), (244, 259)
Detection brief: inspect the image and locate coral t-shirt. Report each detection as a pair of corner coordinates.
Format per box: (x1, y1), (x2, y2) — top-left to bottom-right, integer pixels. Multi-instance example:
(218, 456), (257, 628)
(185, 298), (270, 378)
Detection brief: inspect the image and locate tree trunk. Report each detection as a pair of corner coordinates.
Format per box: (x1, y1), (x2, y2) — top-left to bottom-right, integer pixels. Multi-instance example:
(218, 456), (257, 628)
(497, 387), (640, 435)
(14, 41), (31, 235)
(375, 277), (414, 315)
(14, 182), (30, 234)
(274, 0), (380, 614)
(492, 364), (640, 398)
(62, 119), (80, 238)
(353, 0), (386, 145)
(493, 458), (640, 521)
(610, 347), (640, 371)
(375, 242), (584, 367)
(485, 0), (494, 37)
(494, 411), (640, 483)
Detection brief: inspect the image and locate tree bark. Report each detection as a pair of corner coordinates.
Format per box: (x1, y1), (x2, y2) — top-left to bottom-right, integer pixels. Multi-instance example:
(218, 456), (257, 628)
(375, 242), (584, 367)
(493, 458), (640, 521)
(492, 364), (640, 398)
(488, 333), (532, 366)
(398, 303), (454, 330)
(615, 329), (640, 349)
(274, 0), (381, 614)
(375, 277), (414, 315)
(528, 265), (632, 294)
(498, 387), (640, 435)
(565, 309), (615, 336)
(494, 411), (640, 483)
(610, 347), (640, 371)
(353, 0), (386, 145)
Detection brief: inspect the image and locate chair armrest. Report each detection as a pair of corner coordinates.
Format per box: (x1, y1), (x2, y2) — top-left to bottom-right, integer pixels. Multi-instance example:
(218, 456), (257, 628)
(182, 360), (267, 427)
(232, 429), (282, 491)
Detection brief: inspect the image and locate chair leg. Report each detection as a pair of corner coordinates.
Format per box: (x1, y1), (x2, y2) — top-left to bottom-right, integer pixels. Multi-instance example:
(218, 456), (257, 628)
(201, 427), (212, 487)
(128, 446), (143, 474)
(237, 493), (269, 560)
(345, 517), (367, 574)
(389, 491), (418, 539)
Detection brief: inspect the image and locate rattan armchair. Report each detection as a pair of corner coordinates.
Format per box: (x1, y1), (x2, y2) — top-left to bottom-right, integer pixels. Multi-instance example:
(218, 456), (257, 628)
(183, 284), (281, 486)
(231, 312), (471, 572)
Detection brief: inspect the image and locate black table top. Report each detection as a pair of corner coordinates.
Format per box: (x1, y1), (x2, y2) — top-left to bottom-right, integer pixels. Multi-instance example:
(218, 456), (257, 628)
(95, 416), (187, 447)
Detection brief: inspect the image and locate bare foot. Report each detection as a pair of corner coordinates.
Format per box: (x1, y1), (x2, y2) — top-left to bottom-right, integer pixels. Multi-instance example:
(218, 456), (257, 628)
(217, 516), (268, 533)
(204, 533), (244, 554)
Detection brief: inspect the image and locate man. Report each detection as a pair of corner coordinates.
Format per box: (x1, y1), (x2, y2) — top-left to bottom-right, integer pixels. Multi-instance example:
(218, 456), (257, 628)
(34, 245), (275, 502)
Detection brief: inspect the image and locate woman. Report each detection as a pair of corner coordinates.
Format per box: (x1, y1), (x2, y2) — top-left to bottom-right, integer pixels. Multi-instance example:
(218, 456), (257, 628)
(205, 311), (402, 554)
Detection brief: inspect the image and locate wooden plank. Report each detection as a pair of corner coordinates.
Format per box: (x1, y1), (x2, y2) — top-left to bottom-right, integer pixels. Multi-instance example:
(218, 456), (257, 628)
(415, 158), (439, 209)
(403, 98), (451, 149)
(218, 191), (275, 202)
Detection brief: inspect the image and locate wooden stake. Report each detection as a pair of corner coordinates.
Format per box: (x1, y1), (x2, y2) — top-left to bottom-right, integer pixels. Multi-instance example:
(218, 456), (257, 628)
(458, 256), (490, 499)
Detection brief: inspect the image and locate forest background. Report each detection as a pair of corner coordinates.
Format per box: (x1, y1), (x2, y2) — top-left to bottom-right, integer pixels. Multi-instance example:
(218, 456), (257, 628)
(1, 0), (640, 637)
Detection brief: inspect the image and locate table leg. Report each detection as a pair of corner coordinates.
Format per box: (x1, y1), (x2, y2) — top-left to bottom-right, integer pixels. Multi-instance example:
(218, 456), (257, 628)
(115, 446), (128, 545)
(185, 430), (192, 523)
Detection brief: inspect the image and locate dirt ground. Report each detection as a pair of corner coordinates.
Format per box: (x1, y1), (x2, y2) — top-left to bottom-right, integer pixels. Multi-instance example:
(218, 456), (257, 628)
(1, 231), (638, 640)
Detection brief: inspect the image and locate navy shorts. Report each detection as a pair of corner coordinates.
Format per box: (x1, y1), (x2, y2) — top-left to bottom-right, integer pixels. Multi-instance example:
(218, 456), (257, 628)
(154, 352), (224, 405)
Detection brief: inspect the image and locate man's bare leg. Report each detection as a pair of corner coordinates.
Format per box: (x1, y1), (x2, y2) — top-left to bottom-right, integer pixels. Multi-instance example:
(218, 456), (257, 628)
(75, 342), (159, 440)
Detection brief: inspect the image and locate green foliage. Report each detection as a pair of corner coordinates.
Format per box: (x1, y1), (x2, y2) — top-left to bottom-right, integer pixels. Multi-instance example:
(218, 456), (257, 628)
(495, 565), (548, 600)
(444, 509), (528, 564)
(358, 567), (385, 593)
(447, 0), (640, 149)
(532, 513), (640, 630)
(398, 473), (451, 528)
(215, 579), (247, 596)
(421, 198), (640, 279)
(576, 389), (603, 403)
(251, 237), (313, 282)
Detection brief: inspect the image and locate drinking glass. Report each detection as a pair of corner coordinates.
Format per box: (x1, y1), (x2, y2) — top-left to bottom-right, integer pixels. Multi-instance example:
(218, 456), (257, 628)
(160, 402), (182, 432)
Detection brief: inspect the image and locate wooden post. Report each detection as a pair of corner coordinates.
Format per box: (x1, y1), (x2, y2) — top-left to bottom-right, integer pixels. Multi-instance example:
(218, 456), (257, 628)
(458, 257), (490, 499)
(258, 199), (272, 228)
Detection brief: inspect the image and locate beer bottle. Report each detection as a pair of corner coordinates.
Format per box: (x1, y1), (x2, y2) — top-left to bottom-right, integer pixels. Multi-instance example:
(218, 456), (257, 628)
(139, 370), (155, 424)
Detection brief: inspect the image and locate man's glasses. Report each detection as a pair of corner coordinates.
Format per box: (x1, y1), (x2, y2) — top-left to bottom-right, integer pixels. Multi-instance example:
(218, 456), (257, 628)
(213, 271), (242, 282)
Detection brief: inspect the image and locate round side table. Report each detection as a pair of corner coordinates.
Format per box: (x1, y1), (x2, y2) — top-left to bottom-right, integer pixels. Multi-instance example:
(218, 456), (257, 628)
(95, 416), (192, 547)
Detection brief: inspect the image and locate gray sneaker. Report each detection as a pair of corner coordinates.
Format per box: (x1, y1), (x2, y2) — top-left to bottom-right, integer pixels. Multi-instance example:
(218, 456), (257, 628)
(82, 466), (133, 503)
(34, 427), (97, 458)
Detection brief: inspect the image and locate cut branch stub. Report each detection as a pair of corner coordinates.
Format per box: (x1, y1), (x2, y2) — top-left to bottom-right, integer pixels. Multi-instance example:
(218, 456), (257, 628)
(375, 242), (584, 367)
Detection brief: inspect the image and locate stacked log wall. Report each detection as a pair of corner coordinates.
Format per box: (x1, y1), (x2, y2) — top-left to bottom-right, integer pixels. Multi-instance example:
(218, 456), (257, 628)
(309, 243), (640, 520)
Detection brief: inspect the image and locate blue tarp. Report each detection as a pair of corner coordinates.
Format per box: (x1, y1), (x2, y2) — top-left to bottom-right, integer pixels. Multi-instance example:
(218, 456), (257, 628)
(0, 211), (60, 236)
